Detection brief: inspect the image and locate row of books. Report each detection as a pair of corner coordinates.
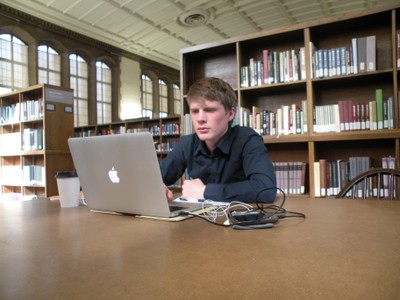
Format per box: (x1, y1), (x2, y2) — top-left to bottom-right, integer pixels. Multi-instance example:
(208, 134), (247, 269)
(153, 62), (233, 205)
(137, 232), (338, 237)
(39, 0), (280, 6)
(0, 99), (44, 124)
(158, 123), (181, 136)
(22, 128), (44, 151)
(314, 156), (396, 198)
(23, 165), (45, 186)
(75, 127), (124, 137)
(313, 90), (394, 133)
(239, 33), (379, 88)
(0, 129), (45, 153)
(0, 165), (45, 186)
(126, 123), (181, 136)
(235, 101), (308, 136)
(155, 139), (180, 153)
(235, 91), (394, 136)
(0, 103), (20, 124)
(75, 123), (181, 137)
(311, 35), (376, 79)
(273, 161), (307, 195)
(240, 47), (306, 88)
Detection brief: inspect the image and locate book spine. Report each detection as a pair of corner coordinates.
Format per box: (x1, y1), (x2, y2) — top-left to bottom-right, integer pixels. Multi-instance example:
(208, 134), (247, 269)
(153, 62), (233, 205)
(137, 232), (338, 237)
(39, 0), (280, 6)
(357, 36), (367, 73)
(375, 89), (384, 130)
(366, 35), (376, 72)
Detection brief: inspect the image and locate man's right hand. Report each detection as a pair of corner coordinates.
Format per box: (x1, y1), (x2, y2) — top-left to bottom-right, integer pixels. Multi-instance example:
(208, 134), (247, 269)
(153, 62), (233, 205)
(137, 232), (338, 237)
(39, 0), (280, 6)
(165, 185), (174, 201)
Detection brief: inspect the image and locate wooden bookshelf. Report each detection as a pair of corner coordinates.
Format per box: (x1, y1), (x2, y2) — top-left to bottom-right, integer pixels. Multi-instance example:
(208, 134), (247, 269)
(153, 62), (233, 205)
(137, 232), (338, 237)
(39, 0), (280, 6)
(180, 3), (400, 198)
(74, 116), (181, 160)
(0, 84), (74, 200)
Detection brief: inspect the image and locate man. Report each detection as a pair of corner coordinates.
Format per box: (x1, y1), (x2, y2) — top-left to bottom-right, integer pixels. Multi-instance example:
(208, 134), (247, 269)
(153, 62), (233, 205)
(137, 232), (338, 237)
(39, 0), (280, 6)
(161, 77), (276, 203)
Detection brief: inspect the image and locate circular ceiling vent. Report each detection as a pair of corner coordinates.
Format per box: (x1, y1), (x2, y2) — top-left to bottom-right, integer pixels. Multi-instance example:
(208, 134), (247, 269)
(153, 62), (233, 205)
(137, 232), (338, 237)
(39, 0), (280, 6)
(177, 9), (215, 27)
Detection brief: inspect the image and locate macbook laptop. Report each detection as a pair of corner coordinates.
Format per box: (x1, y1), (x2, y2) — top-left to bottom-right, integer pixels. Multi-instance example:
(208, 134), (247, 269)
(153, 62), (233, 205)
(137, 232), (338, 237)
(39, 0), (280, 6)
(68, 132), (200, 218)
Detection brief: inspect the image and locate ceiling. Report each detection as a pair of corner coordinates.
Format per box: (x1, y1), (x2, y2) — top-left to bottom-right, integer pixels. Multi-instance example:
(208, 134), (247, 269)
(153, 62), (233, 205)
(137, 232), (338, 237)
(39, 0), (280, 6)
(1, 0), (399, 70)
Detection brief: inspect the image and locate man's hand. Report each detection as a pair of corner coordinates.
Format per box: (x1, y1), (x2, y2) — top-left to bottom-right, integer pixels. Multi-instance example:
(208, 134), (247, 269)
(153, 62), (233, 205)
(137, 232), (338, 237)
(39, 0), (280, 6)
(164, 185), (174, 201)
(182, 178), (206, 200)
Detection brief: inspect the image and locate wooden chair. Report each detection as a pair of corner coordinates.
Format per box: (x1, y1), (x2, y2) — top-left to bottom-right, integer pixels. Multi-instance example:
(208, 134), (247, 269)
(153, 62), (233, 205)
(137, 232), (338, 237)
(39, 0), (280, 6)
(336, 168), (400, 200)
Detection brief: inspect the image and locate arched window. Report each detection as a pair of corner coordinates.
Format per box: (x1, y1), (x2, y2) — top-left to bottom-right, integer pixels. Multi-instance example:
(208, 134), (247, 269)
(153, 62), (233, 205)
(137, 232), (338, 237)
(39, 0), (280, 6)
(173, 83), (181, 115)
(159, 79), (168, 118)
(96, 61), (112, 124)
(141, 74), (153, 118)
(37, 45), (61, 85)
(0, 34), (28, 94)
(69, 54), (88, 127)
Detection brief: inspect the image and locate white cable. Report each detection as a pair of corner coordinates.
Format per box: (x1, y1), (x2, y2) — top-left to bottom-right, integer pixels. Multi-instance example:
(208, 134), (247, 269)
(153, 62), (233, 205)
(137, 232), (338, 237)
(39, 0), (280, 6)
(198, 200), (254, 224)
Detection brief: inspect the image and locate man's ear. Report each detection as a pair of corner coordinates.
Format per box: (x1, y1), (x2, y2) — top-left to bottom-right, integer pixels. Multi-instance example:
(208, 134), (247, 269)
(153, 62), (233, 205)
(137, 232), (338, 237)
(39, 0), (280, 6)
(228, 106), (236, 121)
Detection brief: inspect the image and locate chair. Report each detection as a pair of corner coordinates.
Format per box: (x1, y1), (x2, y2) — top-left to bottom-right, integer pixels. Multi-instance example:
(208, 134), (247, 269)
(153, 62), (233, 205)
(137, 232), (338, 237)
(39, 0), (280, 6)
(336, 168), (400, 200)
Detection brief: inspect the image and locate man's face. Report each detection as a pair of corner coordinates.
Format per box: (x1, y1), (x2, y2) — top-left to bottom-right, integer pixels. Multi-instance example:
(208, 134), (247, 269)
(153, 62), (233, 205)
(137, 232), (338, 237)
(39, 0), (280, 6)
(189, 98), (235, 151)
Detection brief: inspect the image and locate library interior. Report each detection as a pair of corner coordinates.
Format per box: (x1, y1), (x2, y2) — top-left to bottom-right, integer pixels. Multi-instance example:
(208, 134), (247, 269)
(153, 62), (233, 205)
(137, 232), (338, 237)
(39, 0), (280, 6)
(1, 1), (400, 299)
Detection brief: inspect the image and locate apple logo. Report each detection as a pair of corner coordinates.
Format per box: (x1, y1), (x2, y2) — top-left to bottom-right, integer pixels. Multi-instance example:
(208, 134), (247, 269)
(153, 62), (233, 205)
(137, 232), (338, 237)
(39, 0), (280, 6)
(108, 166), (120, 183)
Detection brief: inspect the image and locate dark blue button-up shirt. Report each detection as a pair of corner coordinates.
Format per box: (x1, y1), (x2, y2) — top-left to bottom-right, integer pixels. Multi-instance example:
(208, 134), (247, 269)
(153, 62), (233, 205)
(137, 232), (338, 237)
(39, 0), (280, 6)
(160, 125), (276, 203)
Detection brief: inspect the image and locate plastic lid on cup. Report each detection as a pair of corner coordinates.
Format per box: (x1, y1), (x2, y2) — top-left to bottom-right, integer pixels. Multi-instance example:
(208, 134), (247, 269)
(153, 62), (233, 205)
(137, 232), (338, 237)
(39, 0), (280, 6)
(55, 171), (78, 178)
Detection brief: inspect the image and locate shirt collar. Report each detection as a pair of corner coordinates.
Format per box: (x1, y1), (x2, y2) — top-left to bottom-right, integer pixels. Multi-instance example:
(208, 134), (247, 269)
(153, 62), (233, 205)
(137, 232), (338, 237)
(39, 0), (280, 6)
(194, 126), (235, 157)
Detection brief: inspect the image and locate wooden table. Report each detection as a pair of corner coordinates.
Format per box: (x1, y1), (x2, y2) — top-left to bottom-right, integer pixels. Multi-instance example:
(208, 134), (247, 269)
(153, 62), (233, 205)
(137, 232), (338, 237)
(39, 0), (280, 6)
(1, 197), (400, 299)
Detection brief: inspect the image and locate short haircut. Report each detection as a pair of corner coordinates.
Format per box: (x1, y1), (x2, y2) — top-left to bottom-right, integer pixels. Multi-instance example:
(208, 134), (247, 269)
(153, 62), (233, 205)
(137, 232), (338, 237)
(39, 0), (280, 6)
(186, 77), (237, 113)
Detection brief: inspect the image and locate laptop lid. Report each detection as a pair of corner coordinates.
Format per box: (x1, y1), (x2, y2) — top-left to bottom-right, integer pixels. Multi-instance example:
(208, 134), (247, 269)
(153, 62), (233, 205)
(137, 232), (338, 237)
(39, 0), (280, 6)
(68, 132), (185, 218)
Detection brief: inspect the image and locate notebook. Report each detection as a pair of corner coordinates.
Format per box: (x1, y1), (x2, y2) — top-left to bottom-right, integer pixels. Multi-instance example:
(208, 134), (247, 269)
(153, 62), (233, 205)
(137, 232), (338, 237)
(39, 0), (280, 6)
(68, 132), (200, 218)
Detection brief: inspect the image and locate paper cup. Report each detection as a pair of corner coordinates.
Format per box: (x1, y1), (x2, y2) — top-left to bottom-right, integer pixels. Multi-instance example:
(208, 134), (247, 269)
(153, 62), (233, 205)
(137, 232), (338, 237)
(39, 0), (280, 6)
(55, 171), (80, 208)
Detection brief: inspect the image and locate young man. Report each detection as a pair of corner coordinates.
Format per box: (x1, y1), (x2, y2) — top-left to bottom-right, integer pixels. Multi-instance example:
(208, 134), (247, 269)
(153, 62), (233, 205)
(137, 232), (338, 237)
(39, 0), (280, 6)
(161, 77), (276, 203)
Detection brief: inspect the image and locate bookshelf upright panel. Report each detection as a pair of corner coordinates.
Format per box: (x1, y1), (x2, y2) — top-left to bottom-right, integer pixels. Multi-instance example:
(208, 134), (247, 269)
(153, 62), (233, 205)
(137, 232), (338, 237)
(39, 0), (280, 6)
(0, 84), (74, 200)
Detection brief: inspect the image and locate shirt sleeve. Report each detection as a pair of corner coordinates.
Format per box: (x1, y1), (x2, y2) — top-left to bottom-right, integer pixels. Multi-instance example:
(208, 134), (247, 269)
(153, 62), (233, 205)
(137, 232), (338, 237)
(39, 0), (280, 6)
(204, 134), (277, 203)
(159, 135), (189, 186)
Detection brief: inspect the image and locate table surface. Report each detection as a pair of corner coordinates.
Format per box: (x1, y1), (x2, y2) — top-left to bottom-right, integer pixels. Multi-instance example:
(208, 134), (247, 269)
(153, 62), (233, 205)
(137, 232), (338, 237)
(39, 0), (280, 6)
(1, 197), (400, 300)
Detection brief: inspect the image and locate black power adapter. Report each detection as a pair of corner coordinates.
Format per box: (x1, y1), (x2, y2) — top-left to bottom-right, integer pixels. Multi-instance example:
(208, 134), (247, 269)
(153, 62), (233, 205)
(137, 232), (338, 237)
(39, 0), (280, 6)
(228, 211), (279, 227)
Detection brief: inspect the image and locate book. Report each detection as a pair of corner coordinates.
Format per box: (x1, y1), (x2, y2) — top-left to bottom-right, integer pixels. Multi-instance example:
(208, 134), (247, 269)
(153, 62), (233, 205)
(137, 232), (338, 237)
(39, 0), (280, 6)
(273, 161), (307, 195)
(240, 66), (249, 88)
(366, 35), (376, 72)
(397, 29), (400, 68)
(375, 89), (384, 130)
(357, 36), (367, 73)
(301, 100), (308, 133)
(299, 47), (306, 80)
(314, 162), (321, 197)
(351, 38), (358, 74)
(262, 49), (269, 84)
(238, 107), (251, 127)
(249, 58), (256, 87)
(369, 100), (377, 130)
(382, 156), (396, 198)
(348, 156), (371, 198)
(319, 159), (327, 197)
(252, 106), (262, 134)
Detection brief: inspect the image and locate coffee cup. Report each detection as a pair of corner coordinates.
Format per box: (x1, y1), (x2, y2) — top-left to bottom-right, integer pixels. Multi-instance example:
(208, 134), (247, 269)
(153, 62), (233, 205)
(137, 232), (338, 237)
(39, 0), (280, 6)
(55, 171), (80, 208)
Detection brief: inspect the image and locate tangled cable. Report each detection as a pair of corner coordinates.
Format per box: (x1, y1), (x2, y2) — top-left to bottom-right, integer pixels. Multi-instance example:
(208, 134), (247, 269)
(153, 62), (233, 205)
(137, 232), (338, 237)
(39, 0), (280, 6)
(182, 187), (306, 229)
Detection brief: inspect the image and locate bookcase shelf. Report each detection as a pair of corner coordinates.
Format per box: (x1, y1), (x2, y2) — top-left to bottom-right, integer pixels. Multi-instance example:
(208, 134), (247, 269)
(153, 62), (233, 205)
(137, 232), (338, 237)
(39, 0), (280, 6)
(0, 84), (74, 200)
(180, 3), (400, 198)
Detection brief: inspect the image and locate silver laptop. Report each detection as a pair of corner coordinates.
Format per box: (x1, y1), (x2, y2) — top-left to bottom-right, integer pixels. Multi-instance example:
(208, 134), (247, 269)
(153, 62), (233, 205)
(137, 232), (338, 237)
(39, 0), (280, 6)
(68, 132), (199, 218)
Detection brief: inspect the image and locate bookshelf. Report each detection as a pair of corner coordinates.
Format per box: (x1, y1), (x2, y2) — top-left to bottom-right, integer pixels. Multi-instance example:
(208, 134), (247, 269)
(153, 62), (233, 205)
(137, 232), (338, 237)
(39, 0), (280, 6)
(0, 84), (74, 200)
(74, 116), (181, 160)
(180, 3), (400, 198)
